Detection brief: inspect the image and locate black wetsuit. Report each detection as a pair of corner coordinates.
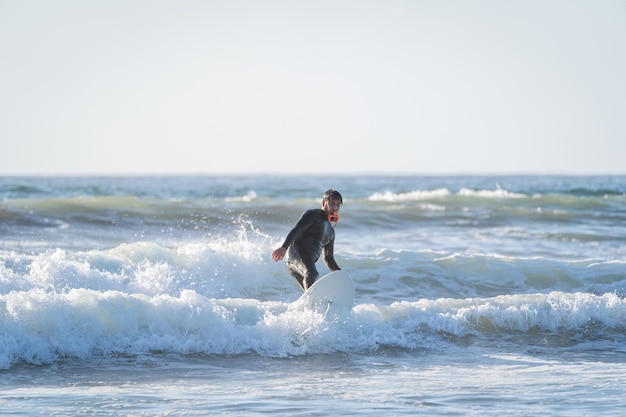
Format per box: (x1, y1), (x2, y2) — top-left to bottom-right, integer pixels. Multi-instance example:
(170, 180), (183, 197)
(279, 208), (340, 290)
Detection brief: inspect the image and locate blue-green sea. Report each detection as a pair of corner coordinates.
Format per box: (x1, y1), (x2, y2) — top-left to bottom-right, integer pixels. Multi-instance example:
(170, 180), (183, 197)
(1, 175), (625, 416)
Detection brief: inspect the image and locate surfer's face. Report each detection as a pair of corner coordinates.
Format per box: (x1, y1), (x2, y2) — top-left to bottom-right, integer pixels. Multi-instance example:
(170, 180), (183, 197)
(323, 198), (342, 214)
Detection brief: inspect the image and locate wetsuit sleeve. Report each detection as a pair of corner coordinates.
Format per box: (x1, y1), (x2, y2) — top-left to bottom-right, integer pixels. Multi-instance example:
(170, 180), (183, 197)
(280, 209), (318, 249)
(323, 237), (341, 271)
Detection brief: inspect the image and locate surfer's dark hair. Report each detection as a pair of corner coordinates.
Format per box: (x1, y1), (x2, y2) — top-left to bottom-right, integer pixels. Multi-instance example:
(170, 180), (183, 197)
(323, 189), (343, 204)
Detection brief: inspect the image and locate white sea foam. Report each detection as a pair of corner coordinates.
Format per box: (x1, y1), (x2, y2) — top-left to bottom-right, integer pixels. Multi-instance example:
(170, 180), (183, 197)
(2, 285), (624, 369)
(225, 190), (258, 202)
(368, 188), (450, 201)
(368, 186), (527, 202)
(458, 187), (526, 198)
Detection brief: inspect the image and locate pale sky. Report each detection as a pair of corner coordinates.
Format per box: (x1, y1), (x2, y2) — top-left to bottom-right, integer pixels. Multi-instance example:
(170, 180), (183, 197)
(1, 0), (625, 175)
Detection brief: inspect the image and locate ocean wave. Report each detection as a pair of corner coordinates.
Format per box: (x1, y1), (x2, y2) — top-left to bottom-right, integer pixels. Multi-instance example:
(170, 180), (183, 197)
(458, 187), (526, 198)
(368, 189), (451, 201)
(225, 191), (259, 202)
(2, 236), (625, 306)
(367, 186), (529, 202)
(1, 176), (625, 370)
(1, 288), (623, 369)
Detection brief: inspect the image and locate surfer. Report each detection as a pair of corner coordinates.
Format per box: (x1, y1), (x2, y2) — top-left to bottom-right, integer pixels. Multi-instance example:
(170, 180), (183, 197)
(271, 189), (343, 291)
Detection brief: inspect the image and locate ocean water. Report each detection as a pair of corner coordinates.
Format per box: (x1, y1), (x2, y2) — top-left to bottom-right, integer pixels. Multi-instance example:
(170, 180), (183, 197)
(1, 175), (625, 416)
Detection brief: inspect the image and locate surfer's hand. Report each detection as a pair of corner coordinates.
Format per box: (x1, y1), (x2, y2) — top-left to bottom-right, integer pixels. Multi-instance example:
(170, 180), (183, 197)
(271, 247), (286, 262)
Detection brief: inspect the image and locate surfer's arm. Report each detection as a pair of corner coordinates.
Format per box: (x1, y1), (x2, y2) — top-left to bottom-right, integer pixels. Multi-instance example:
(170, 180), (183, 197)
(279, 210), (318, 249)
(271, 210), (317, 262)
(271, 247), (286, 262)
(322, 238), (341, 271)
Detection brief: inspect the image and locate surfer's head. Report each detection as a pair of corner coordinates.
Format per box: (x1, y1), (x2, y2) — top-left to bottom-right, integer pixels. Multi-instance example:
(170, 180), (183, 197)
(322, 189), (342, 224)
(323, 189), (343, 205)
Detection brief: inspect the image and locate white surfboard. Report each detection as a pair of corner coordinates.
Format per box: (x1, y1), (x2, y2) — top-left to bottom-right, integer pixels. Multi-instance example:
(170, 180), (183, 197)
(292, 270), (355, 317)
